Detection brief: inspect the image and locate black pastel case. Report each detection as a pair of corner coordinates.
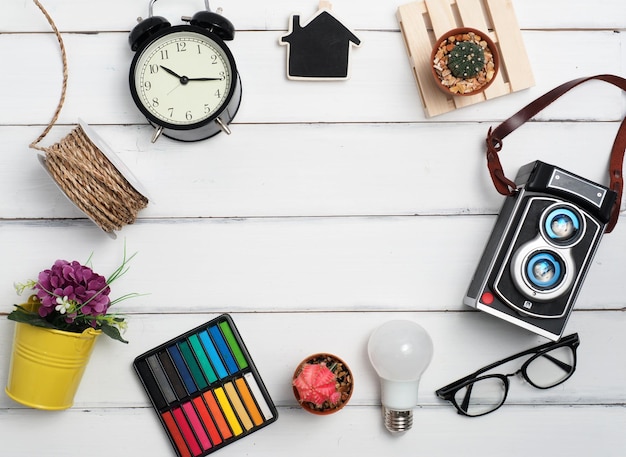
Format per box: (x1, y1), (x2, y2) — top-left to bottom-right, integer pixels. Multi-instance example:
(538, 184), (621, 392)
(133, 314), (278, 457)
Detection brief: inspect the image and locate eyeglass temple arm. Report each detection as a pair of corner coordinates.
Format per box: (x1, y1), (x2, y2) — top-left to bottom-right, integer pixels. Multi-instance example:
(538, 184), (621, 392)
(459, 382), (475, 412)
(541, 352), (574, 372)
(465, 333), (579, 380)
(436, 333), (579, 398)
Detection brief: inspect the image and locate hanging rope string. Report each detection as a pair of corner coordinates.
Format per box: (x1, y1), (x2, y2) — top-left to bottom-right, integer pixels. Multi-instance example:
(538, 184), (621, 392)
(31, 0), (148, 234)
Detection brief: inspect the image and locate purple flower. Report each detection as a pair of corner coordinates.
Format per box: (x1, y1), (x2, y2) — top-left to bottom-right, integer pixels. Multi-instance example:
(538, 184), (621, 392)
(10, 249), (136, 343)
(35, 260), (111, 318)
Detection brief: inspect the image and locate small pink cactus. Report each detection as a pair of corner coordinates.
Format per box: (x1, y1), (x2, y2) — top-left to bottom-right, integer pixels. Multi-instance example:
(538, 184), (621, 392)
(293, 363), (341, 407)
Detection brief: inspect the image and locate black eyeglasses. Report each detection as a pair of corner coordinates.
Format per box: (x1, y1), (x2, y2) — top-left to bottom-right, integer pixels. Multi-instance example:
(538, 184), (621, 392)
(435, 333), (579, 417)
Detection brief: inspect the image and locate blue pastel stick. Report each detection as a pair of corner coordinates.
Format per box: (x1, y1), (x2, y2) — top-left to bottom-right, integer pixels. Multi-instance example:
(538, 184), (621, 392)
(198, 330), (228, 379)
(167, 345), (197, 394)
(209, 325), (238, 374)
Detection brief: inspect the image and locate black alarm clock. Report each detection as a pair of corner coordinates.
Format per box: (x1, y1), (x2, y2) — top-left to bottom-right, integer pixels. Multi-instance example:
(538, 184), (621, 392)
(128, 0), (242, 142)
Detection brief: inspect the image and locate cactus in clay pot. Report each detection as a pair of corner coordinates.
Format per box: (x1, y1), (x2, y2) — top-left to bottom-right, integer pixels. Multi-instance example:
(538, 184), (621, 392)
(293, 363), (341, 407)
(447, 41), (485, 78)
(431, 28), (499, 96)
(292, 353), (353, 415)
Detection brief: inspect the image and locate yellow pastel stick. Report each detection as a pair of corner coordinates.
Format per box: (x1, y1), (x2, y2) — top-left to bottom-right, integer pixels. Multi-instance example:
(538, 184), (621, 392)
(214, 387), (243, 436)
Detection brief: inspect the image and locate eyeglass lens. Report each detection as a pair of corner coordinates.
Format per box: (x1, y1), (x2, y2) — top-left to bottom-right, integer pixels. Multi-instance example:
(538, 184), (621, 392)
(453, 376), (506, 416)
(524, 345), (575, 388)
(454, 345), (576, 416)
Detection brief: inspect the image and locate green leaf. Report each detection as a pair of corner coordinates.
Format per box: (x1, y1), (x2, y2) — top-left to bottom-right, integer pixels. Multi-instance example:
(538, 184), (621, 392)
(100, 322), (129, 344)
(7, 307), (56, 329)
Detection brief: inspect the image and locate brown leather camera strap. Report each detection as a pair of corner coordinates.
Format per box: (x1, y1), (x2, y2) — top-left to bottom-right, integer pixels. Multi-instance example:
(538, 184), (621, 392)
(486, 74), (626, 233)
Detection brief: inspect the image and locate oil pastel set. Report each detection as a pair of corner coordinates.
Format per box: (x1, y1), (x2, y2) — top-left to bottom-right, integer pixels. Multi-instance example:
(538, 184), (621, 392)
(133, 314), (277, 457)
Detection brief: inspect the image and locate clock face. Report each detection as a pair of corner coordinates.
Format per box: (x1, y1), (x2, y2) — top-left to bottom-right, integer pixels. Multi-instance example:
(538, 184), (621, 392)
(131, 28), (235, 128)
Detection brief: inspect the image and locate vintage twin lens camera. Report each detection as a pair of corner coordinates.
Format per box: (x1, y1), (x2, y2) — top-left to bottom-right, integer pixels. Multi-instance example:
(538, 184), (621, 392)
(464, 161), (617, 341)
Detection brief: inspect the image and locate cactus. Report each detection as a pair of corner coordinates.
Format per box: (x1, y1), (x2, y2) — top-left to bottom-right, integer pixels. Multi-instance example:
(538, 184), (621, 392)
(293, 363), (341, 407)
(447, 41), (485, 78)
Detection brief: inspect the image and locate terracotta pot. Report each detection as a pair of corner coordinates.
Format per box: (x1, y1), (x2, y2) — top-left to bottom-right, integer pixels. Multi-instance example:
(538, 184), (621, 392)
(292, 352), (354, 415)
(430, 27), (500, 96)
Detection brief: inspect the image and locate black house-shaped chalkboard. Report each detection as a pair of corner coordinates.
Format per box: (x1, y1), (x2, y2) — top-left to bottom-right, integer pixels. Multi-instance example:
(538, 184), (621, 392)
(280, 9), (361, 80)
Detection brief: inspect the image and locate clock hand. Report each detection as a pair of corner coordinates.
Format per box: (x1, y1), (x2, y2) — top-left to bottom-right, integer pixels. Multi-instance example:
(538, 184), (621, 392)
(160, 65), (222, 85)
(186, 76), (223, 81)
(161, 66), (193, 85)
(160, 66), (219, 84)
(167, 84), (182, 96)
(159, 65), (183, 79)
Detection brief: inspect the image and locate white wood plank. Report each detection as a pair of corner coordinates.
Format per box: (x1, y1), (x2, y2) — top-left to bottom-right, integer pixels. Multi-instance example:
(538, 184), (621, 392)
(1, 122), (623, 218)
(0, 218), (623, 313)
(0, 31), (623, 126)
(1, 311), (624, 408)
(1, 406), (625, 456)
(4, 0), (626, 32)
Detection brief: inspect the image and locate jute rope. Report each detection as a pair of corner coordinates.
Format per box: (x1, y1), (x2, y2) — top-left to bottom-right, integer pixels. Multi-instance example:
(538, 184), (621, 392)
(31, 0), (148, 234)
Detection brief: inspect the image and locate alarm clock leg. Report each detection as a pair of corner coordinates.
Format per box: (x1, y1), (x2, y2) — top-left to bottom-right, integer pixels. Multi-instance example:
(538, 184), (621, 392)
(151, 126), (164, 143)
(215, 118), (231, 135)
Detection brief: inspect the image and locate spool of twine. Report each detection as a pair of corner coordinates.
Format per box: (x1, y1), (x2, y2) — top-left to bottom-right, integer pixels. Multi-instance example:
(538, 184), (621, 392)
(31, 0), (148, 234)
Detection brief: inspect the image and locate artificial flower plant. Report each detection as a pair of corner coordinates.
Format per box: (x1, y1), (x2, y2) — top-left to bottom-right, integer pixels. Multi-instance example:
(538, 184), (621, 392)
(8, 248), (139, 343)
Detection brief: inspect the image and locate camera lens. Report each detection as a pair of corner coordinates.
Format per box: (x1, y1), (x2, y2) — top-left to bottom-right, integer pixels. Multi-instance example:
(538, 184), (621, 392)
(544, 207), (581, 243)
(526, 252), (562, 289)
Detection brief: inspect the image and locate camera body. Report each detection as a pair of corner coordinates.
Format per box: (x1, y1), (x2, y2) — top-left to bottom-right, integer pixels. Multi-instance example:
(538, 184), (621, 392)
(464, 161), (617, 340)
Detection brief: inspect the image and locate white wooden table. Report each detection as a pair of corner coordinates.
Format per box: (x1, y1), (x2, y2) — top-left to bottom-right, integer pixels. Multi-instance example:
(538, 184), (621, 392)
(2, 1), (625, 455)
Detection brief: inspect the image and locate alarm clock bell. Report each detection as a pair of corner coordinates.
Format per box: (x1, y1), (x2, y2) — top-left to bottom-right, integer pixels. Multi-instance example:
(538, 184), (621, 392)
(130, 0), (235, 51)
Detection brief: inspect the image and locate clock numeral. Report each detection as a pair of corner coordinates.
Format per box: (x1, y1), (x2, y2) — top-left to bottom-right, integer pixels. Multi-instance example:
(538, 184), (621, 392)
(160, 49), (169, 60)
(197, 44), (202, 54)
(211, 54), (218, 65)
(176, 42), (187, 52)
(186, 111), (193, 121)
(168, 108), (174, 117)
(152, 97), (159, 107)
(219, 71), (225, 80)
(204, 104), (211, 114)
(144, 81), (152, 91)
(214, 89), (221, 98)
(149, 64), (159, 74)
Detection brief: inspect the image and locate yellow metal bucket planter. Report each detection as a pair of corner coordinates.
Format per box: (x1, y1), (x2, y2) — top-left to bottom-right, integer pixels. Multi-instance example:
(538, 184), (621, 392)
(5, 298), (101, 410)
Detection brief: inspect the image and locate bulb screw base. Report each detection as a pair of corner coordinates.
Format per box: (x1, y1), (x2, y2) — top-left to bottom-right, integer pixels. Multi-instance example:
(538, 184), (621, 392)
(382, 406), (413, 433)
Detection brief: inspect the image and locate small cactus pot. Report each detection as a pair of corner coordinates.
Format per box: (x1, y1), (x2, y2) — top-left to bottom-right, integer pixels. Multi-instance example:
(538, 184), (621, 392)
(292, 353), (354, 415)
(430, 27), (500, 96)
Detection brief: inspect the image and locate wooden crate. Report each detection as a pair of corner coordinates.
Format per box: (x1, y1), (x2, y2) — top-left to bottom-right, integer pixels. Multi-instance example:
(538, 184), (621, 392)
(397, 0), (535, 117)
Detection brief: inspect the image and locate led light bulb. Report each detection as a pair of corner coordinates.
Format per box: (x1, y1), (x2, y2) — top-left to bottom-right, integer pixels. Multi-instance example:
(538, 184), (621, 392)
(367, 320), (433, 433)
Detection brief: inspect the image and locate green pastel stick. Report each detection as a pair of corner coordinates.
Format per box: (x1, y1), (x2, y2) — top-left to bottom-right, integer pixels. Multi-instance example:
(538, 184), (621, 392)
(219, 321), (248, 369)
(189, 334), (217, 383)
(178, 340), (208, 389)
